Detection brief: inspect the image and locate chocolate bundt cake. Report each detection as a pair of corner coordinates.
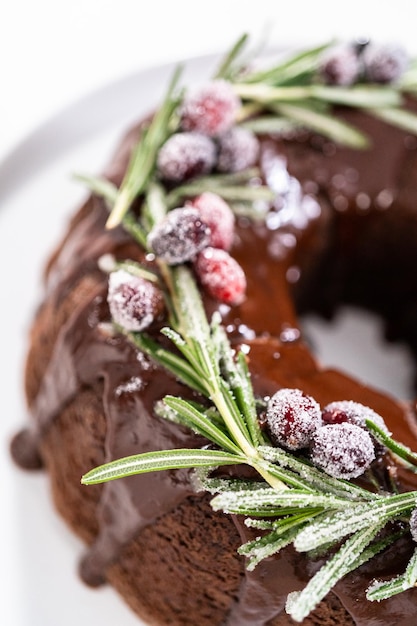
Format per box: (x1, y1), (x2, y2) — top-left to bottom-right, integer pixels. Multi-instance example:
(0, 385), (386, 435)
(11, 38), (417, 625)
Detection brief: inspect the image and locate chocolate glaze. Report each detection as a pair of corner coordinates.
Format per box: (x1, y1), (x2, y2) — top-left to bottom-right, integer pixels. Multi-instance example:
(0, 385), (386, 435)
(11, 106), (417, 625)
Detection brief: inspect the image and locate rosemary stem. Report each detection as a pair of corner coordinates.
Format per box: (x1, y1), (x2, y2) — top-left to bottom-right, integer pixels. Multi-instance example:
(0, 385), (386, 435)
(233, 83), (311, 102)
(211, 387), (256, 458)
(106, 187), (132, 229)
(252, 462), (288, 491)
(210, 385), (287, 490)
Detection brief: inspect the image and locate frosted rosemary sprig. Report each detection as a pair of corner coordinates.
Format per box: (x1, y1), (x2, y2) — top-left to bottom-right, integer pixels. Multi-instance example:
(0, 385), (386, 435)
(294, 490), (417, 553)
(226, 36), (417, 145)
(239, 510), (323, 571)
(213, 32), (250, 81)
(211, 487), (351, 516)
(73, 172), (118, 208)
(77, 36), (417, 233)
(366, 418), (417, 470)
(82, 448), (245, 484)
(105, 66), (183, 229)
(367, 547), (417, 601)
(259, 445), (378, 501)
(237, 41), (332, 86)
(233, 83), (401, 108)
(165, 168), (275, 208)
(286, 521), (391, 622)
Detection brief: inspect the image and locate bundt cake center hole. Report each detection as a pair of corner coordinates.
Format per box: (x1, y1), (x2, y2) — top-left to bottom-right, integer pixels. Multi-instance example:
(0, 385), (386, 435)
(300, 305), (415, 400)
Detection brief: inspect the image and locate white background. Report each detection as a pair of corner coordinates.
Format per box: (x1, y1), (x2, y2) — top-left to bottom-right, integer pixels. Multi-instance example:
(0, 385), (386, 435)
(2, 0), (417, 161)
(1, 1), (417, 625)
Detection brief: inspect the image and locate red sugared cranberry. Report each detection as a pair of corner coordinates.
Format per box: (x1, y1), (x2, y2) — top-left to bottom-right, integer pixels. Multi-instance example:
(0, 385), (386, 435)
(157, 132), (216, 182)
(310, 423), (375, 479)
(147, 207), (211, 265)
(107, 269), (165, 332)
(187, 192), (235, 250)
(194, 247), (246, 305)
(319, 44), (360, 86)
(322, 400), (390, 435)
(265, 388), (322, 451)
(180, 80), (240, 137)
(217, 126), (260, 173)
(362, 43), (408, 83)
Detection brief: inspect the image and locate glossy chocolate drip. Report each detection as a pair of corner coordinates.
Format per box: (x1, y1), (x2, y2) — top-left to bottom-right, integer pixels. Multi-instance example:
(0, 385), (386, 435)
(12, 107), (417, 625)
(227, 520), (302, 626)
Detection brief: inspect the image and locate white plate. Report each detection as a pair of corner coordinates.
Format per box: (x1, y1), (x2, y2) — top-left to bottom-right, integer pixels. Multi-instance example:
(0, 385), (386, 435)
(1, 52), (414, 626)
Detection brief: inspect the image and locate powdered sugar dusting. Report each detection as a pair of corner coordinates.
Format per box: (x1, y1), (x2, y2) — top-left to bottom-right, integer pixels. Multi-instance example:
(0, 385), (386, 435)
(311, 423), (375, 479)
(194, 247), (246, 305)
(362, 43), (408, 84)
(180, 80), (240, 136)
(157, 132), (216, 182)
(319, 44), (360, 86)
(147, 207), (211, 265)
(107, 269), (164, 332)
(322, 400), (391, 435)
(266, 388), (322, 450)
(115, 376), (144, 397)
(217, 126), (260, 172)
(187, 192), (235, 250)
(410, 508), (417, 542)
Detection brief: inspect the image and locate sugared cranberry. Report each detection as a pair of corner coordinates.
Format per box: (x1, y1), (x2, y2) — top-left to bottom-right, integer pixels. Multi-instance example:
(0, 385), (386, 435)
(310, 423), (375, 479)
(217, 126), (260, 173)
(147, 207), (211, 265)
(187, 192), (235, 250)
(322, 400), (390, 435)
(107, 269), (165, 332)
(180, 80), (240, 137)
(319, 44), (360, 86)
(194, 247), (246, 305)
(157, 132), (216, 182)
(265, 388), (322, 451)
(362, 43), (408, 83)
(410, 508), (417, 543)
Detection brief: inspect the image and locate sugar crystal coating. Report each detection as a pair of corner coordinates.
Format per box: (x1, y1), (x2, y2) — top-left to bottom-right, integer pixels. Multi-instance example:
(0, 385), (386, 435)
(410, 508), (417, 543)
(157, 132), (216, 182)
(319, 44), (360, 86)
(180, 80), (240, 136)
(322, 400), (390, 435)
(194, 247), (246, 305)
(362, 43), (408, 83)
(147, 207), (211, 265)
(265, 388), (322, 450)
(311, 423), (375, 479)
(187, 192), (235, 250)
(217, 126), (260, 173)
(107, 270), (164, 332)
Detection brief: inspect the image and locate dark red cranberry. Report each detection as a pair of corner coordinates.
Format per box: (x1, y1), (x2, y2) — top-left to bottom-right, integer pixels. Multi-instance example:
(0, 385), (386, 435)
(217, 126), (260, 173)
(319, 44), (360, 86)
(187, 192), (235, 250)
(107, 269), (165, 332)
(157, 132), (216, 182)
(265, 388), (322, 451)
(147, 207), (211, 265)
(322, 400), (390, 435)
(310, 423), (375, 479)
(194, 247), (246, 305)
(362, 43), (408, 83)
(180, 80), (240, 137)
